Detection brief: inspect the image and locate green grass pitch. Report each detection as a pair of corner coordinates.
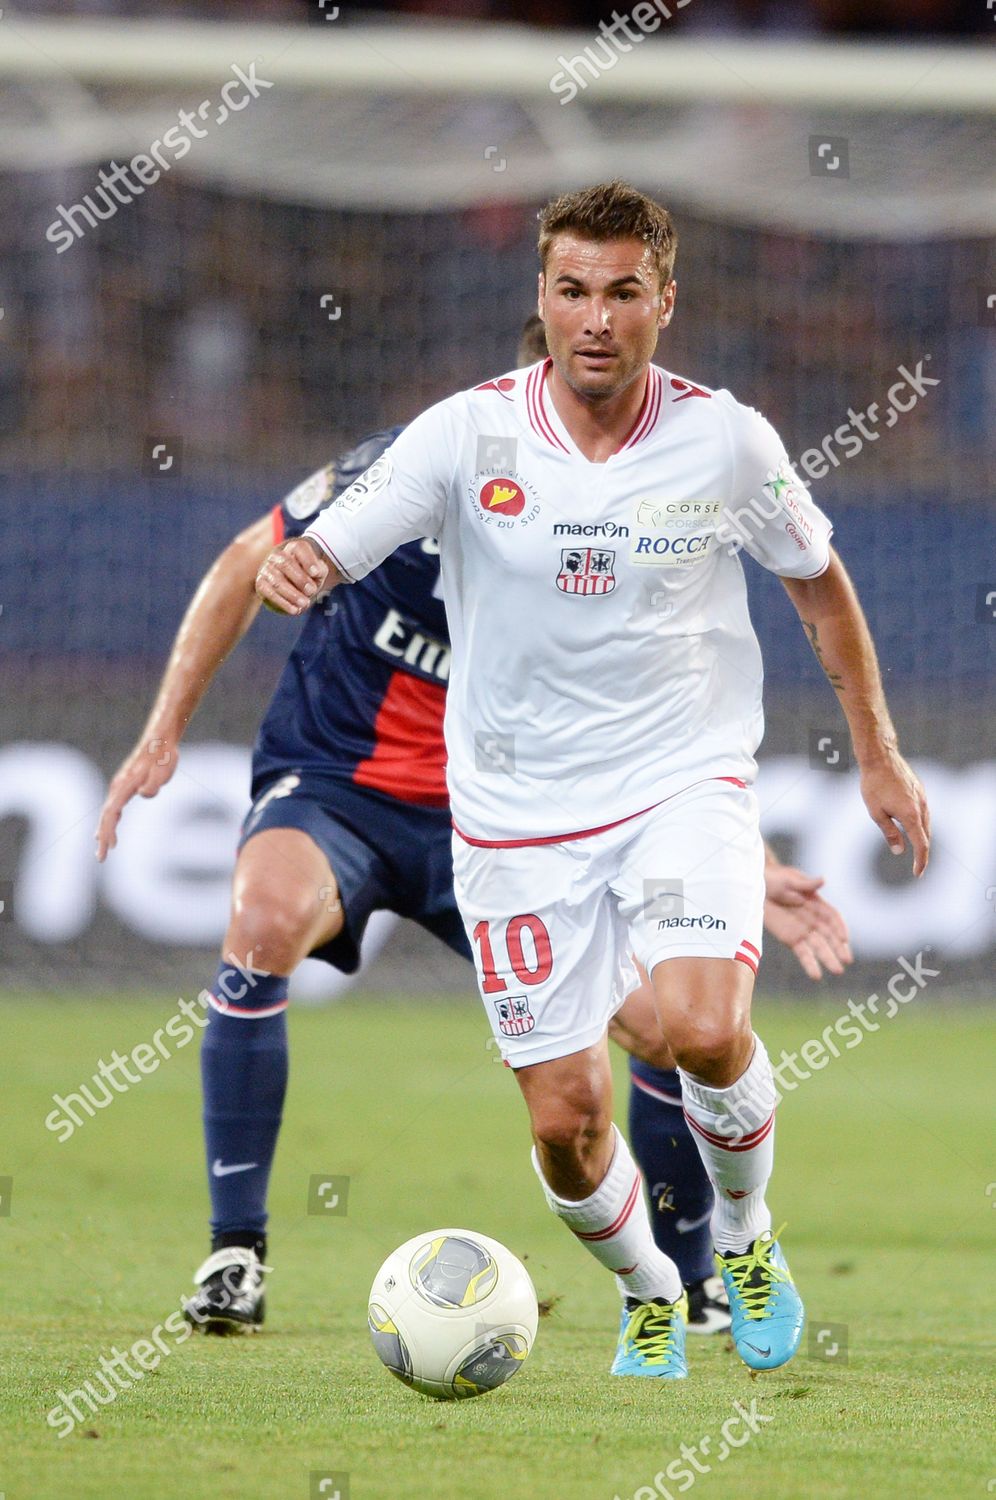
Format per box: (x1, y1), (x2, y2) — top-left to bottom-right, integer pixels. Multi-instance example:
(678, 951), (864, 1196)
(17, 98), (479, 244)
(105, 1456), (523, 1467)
(1, 993), (992, 1500)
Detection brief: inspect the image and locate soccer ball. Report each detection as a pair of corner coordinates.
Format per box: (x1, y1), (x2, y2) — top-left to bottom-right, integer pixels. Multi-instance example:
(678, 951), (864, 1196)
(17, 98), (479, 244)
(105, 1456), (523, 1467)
(368, 1228), (538, 1400)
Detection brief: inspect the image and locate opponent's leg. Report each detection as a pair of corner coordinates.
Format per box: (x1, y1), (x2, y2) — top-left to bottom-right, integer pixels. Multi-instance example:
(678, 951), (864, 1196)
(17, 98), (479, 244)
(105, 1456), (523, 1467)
(516, 1042), (687, 1379)
(184, 827), (343, 1334)
(655, 957), (802, 1370)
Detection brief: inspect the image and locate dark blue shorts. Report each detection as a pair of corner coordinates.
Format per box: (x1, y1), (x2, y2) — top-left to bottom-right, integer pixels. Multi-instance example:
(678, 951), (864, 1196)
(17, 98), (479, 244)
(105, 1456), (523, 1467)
(240, 772), (471, 975)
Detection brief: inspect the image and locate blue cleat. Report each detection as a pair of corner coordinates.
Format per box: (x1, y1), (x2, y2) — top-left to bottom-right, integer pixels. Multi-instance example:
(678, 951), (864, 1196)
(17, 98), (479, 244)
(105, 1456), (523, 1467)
(717, 1225), (804, 1371)
(610, 1293), (688, 1379)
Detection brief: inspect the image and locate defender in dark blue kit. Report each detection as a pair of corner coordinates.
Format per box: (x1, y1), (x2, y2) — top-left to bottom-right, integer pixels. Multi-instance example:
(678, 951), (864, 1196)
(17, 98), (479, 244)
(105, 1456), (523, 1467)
(97, 319), (851, 1337)
(247, 427), (466, 975)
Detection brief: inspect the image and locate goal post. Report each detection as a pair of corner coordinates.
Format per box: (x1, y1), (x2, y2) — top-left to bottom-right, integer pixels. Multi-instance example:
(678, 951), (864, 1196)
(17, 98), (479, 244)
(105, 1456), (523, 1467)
(0, 15), (992, 995)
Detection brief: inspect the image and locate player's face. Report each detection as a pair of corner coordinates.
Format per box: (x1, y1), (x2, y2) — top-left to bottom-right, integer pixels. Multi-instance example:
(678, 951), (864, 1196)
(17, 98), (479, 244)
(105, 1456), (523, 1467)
(538, 234), (675, 402)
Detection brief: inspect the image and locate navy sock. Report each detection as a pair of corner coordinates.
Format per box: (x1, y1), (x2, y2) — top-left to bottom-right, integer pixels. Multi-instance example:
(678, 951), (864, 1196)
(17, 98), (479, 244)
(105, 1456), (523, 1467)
(628, 1061), (714, 1287)
(201, 962), (290, 1242)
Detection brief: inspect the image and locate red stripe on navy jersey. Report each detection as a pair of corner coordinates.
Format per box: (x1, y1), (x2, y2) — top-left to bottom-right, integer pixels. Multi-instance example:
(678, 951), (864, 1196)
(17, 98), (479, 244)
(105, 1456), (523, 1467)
(574, 1173), (642, 1241)
(271, 504), (285, 544)
(352, 669), (448, 807)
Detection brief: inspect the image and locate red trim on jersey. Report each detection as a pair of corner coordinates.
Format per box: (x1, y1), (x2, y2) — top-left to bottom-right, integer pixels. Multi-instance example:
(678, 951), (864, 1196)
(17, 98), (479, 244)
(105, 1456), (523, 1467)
(739, 939), (761, 959)
(617, 366), (662, 451)
(527, 360), (569, 452)
(573, 1174), (642, 1241)
(453, 800), (663, 849)
(716, 775), (747, 789)
(527, 360), (662, 456)
(669, 377), (711, 403)
(474, 376), (516, 398)
(684, 1109), (774, 1153)
(453, 775), (750, 849)
(271, 504), (285, 544)
(352, 670), (449, 807)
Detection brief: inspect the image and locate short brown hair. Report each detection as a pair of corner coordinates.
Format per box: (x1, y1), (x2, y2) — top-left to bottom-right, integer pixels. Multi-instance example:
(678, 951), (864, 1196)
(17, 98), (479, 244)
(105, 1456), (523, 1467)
(537, 180), (677, 291)
(517, 313), (548, 365)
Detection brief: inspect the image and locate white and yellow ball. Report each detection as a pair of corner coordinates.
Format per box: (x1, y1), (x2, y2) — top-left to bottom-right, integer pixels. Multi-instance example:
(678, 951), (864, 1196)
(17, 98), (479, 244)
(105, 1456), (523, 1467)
(368, 1228), (538, 1400)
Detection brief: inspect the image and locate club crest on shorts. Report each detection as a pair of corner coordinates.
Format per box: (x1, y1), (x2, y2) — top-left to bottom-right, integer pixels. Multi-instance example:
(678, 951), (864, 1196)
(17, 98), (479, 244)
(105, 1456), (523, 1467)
(556, 547), (616, 596)
(493, 995), (535, 1037)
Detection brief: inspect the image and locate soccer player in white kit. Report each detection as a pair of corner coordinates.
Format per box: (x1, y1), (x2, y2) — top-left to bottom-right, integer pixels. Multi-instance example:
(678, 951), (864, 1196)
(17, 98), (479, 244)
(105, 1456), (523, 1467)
(256, 182), (930, 1379)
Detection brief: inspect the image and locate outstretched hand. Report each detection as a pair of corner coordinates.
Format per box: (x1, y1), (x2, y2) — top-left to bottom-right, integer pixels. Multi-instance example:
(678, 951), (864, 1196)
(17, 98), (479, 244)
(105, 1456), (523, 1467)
(96, 735), (178, 861)
(763, 861), (853, 981)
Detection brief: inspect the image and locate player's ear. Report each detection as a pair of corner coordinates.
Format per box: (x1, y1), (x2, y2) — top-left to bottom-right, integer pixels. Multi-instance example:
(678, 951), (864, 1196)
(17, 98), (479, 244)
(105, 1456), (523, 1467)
(537, 271), (545, 318)
(658, 280), (677, 330)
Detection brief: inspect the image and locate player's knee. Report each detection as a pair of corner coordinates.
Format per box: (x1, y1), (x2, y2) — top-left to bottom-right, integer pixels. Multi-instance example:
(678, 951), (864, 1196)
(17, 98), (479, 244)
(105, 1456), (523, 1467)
(669, 1014), (748, 1077)
(228, 880), (331, 971)
(529, 1074), (612, 1158)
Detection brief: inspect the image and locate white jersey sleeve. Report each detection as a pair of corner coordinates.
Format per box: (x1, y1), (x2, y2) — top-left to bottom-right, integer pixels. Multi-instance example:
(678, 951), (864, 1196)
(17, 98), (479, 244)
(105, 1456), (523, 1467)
(304, 399), (456, 581)
(720, 399), (833, 579)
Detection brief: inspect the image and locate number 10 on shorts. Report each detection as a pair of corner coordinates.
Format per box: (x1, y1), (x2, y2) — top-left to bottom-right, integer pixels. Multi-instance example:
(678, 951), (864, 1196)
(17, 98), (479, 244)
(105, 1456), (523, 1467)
(471, 915), (553, 993)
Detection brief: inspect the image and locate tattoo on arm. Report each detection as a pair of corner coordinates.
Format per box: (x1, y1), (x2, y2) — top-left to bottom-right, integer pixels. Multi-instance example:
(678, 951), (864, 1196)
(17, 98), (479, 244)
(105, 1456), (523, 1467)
(803, 620), (845, 693)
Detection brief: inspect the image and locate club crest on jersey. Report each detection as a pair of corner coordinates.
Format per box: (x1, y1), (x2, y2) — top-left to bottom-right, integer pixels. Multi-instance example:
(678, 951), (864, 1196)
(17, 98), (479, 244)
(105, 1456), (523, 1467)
(493, 995), (535, 1037)
(556, 547), (616, 596)
(470, 468), (541, 529)
(481, 477), (525, 516)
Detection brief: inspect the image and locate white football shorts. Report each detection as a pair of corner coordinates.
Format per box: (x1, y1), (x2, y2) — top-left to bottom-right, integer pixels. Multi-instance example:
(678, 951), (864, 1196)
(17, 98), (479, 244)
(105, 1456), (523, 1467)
(452, 777), (765, 1068)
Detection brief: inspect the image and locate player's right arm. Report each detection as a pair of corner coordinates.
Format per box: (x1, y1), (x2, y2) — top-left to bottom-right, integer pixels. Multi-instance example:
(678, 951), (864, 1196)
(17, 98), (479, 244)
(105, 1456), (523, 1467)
(256, 404), (454, 616)
(95, 512), (274, 861)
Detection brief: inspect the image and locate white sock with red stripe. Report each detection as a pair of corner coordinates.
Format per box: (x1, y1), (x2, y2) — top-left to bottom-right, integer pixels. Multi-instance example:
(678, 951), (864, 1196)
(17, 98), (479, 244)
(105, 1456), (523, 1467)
(678, 1035), (776, 1254)
(531, 1125), (682, 1304)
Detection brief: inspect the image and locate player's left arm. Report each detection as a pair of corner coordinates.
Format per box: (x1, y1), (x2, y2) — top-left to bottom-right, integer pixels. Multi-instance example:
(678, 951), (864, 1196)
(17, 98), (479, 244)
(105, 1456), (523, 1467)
(781, 547), (931, 876)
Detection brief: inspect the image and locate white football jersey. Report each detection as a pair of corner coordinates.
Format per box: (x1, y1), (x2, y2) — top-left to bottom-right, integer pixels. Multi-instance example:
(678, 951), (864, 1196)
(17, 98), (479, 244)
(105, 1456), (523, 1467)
(306, 359), (832, 844)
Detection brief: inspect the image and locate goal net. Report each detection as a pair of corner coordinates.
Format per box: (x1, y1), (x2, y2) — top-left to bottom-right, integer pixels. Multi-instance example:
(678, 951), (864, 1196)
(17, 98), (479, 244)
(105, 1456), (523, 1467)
(1, 14), (993, 994)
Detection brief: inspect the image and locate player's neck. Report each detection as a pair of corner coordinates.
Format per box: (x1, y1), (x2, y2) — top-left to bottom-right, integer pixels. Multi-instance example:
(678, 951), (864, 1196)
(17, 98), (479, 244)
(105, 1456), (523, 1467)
(545, 361), (650, 464)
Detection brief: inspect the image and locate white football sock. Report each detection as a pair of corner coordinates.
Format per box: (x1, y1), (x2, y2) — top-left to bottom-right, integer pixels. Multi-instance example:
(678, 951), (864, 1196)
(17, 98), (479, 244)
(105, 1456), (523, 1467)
(531, 1124), (682, 1304)
(679, 1035), (776, 1254)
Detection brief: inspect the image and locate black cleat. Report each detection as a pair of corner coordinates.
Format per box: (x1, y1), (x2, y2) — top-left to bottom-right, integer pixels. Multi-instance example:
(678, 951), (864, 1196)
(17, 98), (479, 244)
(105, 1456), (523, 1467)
(182, 1246), (269, 1335)
(685, 1273), (731, 1335)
